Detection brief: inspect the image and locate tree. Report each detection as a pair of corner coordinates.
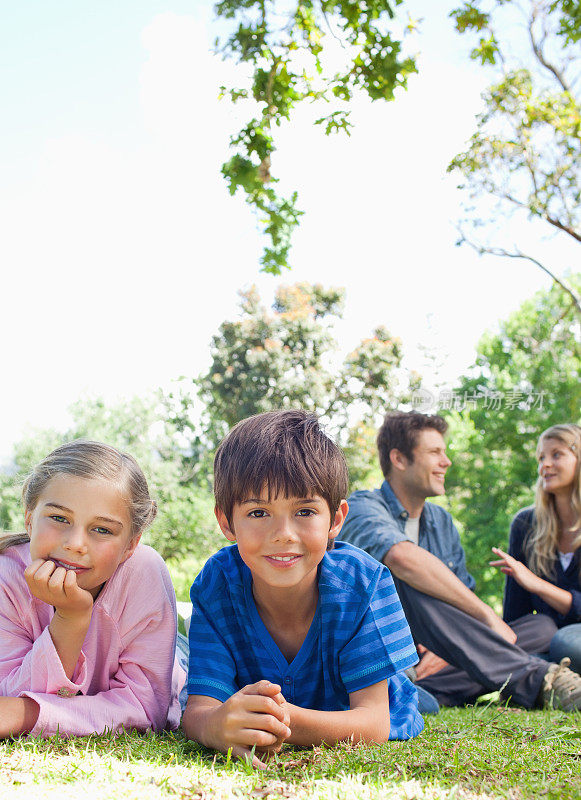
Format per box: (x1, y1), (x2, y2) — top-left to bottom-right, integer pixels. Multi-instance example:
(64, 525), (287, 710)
(216, 1), (418, 274)
(443, 276), (581, 604)
(448, 0), (581, 313)
(0, 395), (221, 562)
(190, 282), (417, 484)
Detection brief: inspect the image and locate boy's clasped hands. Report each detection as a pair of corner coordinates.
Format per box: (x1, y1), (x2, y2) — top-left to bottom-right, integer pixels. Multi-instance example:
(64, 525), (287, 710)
(192, 680), (291, 769)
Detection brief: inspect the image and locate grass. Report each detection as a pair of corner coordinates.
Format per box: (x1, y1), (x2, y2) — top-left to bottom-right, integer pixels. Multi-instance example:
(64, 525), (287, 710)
(4, 561), (579, 797)
(1, 705), (579, 800)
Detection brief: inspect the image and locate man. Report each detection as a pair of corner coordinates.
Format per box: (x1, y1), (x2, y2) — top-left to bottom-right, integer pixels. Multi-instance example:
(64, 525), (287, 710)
(339, 410), (581, 710)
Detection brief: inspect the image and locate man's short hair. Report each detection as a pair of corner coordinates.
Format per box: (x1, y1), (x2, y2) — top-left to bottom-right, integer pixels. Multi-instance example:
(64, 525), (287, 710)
(214, 410), (349, 527)
(377, 410), (448, 478)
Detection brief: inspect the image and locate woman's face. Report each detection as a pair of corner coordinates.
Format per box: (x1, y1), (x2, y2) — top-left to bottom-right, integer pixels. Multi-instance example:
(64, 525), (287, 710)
(537, 437), (578, 496)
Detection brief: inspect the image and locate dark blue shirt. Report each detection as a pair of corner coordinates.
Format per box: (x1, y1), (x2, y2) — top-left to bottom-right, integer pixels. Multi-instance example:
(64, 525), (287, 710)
(339, 480), (476, 590)
(187, 541), (423, 740)
(503, 507), (581, 627)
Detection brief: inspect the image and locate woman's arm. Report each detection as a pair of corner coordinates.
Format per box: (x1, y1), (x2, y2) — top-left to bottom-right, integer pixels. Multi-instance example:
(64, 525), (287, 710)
(498, 513), (535, 623)
(491, 547), (573, 616)
(284, 679), (390, 747)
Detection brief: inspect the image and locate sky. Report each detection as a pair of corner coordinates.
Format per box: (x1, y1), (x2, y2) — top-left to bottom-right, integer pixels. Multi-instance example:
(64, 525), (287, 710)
(1, 0), (576, 466)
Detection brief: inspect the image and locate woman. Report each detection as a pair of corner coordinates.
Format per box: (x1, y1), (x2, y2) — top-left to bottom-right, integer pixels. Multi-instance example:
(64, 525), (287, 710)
(491, 423), (581, 673)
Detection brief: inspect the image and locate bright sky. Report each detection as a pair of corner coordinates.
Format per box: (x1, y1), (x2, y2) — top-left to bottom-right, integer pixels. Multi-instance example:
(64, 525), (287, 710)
(1, 0), (575, 465)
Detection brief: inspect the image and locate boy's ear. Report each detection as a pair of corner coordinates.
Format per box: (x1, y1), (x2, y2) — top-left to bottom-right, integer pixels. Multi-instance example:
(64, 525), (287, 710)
(215, 507), (236, 542)
(328, 499), (349, 541)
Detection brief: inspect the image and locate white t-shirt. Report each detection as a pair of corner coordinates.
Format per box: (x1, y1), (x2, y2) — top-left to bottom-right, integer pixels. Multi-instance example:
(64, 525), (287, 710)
(558, 550), (574, 571)
(405, 516), (420, 545)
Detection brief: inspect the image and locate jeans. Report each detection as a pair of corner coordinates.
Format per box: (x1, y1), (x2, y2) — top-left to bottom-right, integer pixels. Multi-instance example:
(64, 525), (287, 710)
(416, 685), (439, 714)
(549, 624), (581, 674)
(176, 631), (190, 712)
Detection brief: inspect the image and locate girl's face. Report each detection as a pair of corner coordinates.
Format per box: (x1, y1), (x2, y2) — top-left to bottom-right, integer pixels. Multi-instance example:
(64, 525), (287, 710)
(25, 474), (140, 598)
(537, 437), (578, 497)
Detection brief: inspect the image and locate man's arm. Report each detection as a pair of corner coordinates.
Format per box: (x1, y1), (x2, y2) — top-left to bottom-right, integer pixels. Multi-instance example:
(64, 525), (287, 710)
(284, 680), (390, 747)
(385, 542), (517, 643)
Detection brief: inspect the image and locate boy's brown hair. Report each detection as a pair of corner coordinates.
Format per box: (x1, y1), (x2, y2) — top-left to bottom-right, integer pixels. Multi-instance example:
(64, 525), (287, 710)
(214, 410), (349, 527)
(377, 410), (448, 477)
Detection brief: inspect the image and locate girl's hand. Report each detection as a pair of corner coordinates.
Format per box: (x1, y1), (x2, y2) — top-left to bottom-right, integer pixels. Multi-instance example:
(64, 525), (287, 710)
(24, 559), (93, 619)
(489, 547), (541, 593)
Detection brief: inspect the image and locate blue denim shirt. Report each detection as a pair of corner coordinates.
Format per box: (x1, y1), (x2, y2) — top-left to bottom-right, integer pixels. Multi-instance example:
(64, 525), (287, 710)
(339, 480), (476, 591)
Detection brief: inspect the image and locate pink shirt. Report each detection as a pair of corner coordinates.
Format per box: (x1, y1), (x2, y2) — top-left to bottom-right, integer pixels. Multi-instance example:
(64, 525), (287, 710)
(0, 543), (185, 737)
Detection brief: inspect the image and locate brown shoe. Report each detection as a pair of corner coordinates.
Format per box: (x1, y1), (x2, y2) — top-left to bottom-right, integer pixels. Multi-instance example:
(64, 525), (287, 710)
(540, 657), (581, 711)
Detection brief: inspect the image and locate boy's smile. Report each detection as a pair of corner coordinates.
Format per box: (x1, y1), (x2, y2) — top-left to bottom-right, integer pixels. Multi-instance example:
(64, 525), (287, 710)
(216, 493), (348, 599)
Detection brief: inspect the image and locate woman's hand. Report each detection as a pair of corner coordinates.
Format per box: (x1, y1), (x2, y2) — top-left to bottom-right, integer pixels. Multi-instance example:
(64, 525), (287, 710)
(24, 559), (93, 619)
(489, 547), (541, 593)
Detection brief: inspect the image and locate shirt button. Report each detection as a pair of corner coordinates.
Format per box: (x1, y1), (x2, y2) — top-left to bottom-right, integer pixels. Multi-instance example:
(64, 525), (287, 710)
(448, 561), (454, 568)
(57, 687), (74, 698)
(284, 677), (291, 684)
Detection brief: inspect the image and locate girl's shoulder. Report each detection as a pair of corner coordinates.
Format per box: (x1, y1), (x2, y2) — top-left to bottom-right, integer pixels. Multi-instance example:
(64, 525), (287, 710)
(0, 542), (32, 604)
(0, 541), (31, 574)
(98, 544), (174, 612)
(120, 542), (167, 573)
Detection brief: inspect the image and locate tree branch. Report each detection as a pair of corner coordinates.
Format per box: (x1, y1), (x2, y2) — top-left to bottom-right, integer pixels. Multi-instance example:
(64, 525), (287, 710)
(545, 215), (581, 242)
(459, 234), (581, 316)
(528, 7), (572, 94)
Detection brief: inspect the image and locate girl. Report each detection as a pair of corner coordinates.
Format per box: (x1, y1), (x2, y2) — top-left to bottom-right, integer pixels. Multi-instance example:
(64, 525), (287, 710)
(0, 440), (184, 738)
(491, 423), (581, 673)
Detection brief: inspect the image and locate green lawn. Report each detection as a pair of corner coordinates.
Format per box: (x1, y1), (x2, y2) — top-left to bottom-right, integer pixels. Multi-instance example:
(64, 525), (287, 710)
(1, 706), (579, 800)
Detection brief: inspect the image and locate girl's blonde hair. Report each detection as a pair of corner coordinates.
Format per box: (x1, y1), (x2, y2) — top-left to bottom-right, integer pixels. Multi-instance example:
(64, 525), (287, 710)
(526, 423), (581, 579)
(0, 440), (157, 554)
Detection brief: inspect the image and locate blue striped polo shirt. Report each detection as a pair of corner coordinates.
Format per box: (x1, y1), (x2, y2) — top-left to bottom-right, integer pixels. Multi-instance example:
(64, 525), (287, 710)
(187, 541), (423, 740)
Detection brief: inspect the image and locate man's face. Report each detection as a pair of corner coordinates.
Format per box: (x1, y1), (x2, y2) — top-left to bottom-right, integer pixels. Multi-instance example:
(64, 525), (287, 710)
(400, 429), (452, 498)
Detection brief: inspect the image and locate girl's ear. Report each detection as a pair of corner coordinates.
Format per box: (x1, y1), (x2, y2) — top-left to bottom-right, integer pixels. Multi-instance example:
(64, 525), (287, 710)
(215, 507), (236, 542)
(328, 499), (349, 541)
(24, 509), (32, 534)
(120, 533), (142, 564)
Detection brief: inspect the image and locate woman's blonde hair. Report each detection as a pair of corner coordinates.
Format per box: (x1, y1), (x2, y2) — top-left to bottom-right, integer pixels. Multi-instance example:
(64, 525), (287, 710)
(0, 440), (157, 554)
(526, 423), (581, 579)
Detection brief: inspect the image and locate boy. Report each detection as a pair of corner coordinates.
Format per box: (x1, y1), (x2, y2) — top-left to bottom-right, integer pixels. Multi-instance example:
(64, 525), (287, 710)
(181, 410), (423, 767)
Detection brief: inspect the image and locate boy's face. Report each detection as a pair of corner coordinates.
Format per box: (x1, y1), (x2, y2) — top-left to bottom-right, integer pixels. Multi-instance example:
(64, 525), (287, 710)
(215, 492), (348, 598)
